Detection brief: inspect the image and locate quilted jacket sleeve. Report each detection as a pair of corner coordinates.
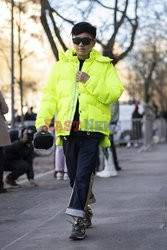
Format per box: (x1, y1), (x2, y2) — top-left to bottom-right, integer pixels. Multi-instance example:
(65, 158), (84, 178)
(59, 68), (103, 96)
(84, 63), (124, 105)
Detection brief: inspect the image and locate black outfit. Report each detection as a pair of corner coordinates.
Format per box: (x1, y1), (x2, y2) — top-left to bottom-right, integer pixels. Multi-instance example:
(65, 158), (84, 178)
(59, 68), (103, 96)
(3, 140), (34, 181)
(63, 59), (103, 218)
(132, 110), (143, 141)
(24, 112), (37, 121)
(109, 134), (120, 170)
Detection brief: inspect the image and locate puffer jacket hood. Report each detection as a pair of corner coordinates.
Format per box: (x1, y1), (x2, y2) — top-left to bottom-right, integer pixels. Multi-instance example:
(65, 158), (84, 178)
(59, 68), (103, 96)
(59, 48), (112, 63)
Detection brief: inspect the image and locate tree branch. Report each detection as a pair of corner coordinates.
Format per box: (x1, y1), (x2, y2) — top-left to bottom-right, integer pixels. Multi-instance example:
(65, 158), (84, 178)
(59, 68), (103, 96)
(22, 51), (34, 61)
(115, 20), (138, 63)
(50, 7), (75, 25)
(106, 0), (139, 64)
(40, 0), (59, 60)
(107, 0), (129, 50)
(50, 12), (67, 52)
(114, 0), (118, 26)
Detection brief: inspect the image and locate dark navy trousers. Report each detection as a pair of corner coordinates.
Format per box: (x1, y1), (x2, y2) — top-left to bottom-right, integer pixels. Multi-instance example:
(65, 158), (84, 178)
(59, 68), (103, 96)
(63, 136), (100, 218)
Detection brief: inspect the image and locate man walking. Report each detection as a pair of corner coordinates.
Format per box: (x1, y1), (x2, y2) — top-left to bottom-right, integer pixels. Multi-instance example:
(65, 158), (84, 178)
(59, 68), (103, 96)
(36, 22), (124, 240)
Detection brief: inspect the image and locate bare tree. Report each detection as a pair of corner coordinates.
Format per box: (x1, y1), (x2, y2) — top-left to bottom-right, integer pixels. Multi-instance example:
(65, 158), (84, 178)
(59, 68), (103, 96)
(127, 0), (167, 107)
(40, 0), (139, 64)
(0, 0), (39, 122)
(125, 70), (143, 101)
(40, 0), (68, 60)
(151, 54), (167, 110)
(129, 38), (167, 110)
(16, 2), (34, 123)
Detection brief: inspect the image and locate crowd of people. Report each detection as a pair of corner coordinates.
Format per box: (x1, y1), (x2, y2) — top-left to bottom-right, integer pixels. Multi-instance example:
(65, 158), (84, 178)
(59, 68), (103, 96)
(14, 106), (37, 124)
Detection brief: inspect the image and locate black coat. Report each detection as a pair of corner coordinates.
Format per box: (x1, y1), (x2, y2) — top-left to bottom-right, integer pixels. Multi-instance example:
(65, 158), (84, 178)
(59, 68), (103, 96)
(132, 111), (143, 140)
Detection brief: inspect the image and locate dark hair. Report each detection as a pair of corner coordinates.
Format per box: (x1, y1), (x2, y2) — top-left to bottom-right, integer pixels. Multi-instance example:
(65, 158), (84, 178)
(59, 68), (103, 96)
(71, 22), (96, 38)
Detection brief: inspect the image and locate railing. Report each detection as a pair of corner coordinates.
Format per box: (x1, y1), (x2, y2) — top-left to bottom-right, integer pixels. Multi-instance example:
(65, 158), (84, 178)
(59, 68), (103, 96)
(114, 116), (167, 149)
(114, 118), (143, 147)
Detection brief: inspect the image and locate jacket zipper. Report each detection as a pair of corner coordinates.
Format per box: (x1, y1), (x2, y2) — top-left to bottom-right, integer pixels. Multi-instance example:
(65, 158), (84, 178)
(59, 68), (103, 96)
(68, 62), (79, 133)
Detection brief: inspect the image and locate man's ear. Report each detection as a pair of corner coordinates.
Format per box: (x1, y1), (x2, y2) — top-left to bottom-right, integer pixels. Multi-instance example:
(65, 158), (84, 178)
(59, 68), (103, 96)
(92, 39), (96, 47)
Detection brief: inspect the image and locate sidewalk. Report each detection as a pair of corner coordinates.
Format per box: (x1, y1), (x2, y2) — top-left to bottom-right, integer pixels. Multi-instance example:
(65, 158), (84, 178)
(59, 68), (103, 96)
(0, 144), (167, 250)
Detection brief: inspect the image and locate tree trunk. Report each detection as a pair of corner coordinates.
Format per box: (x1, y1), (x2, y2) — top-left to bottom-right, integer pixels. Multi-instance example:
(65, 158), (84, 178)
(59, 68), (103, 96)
(18, 3), (24, 125)
(144, 60), (156, 104)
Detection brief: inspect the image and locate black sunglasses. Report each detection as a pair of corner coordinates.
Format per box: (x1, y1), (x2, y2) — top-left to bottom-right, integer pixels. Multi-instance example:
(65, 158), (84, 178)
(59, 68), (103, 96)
(72, 37), (92, 46)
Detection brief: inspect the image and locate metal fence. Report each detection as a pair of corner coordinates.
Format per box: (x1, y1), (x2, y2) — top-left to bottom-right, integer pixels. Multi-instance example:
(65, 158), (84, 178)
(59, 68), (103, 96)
(114, 115), (167, 149)
(114, 118), (143, 147)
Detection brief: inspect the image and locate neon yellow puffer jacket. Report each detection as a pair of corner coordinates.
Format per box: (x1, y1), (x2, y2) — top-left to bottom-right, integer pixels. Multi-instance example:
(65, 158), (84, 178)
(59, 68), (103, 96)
(36, 48), (124, 147)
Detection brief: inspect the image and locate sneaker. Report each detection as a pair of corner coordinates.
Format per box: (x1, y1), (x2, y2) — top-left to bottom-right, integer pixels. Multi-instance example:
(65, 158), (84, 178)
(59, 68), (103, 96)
(56, 172), (64, 180)
(88, 191), (96, 204)
(63, 173), (69, 181)
(134, 143), (139, 148)
(126, 142), (131, 148)
(83, 206), (93, 228)
(0, 187), (7, 193)
(5, 175), (19, 187)
(69, 218), (86, 240)
(96, 169), (117, 177)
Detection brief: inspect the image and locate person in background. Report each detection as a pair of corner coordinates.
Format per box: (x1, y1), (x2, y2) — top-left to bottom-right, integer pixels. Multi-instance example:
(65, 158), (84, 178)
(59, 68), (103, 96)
(14, 109), (21, 124)
(0, 91), (11, 193)
(24, 107), (37, 121)
(127, 104), (143, 148)
(110, 101), (122, 171)
(97, 101), (121, 178)
(54, 146), (69, 180)
(3, 128), (38, 187)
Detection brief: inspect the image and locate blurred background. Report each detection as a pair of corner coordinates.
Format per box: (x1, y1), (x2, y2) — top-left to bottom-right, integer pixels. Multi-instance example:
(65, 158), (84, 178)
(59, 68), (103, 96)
(0, 0), (167, 146)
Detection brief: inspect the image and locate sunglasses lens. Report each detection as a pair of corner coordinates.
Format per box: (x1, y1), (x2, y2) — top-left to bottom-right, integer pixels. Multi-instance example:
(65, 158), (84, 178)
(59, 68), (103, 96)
(72, 38), (81, 45)
(72, 37), (92, 45)
(82, 38), (92, 45)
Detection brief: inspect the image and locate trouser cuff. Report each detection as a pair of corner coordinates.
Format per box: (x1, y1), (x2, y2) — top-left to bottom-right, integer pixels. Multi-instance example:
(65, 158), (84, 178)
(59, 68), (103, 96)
(65, 207), (85, 218)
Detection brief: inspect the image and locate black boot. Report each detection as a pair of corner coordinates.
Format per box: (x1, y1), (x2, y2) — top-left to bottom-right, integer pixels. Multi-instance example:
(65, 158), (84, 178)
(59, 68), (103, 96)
(0, 185), (7, 193)
(115, 166), (122, 171)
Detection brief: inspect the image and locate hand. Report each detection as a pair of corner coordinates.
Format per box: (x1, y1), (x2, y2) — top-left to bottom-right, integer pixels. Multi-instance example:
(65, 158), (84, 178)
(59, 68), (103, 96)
(20, 136), (28, 144)
(37, 126), (48, 132)
(76, 71), (90, 83)
(29, 179), (39, 187)
(19, 129), (28, 144)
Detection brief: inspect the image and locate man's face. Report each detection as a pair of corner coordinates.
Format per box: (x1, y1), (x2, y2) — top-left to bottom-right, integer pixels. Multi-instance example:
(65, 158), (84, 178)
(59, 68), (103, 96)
(72, 32), (96, 59)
